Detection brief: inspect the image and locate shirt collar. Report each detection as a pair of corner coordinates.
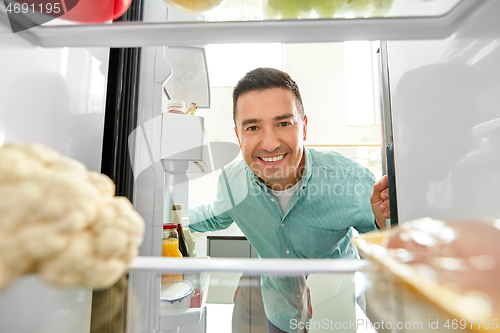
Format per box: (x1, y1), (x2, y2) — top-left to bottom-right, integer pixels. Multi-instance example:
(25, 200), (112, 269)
(250, 146), (313, 191)
(301, 147), (313, 188)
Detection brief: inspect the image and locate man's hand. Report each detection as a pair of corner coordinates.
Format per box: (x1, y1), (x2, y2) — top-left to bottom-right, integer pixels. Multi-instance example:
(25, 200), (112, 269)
(371, 175), (390, 229)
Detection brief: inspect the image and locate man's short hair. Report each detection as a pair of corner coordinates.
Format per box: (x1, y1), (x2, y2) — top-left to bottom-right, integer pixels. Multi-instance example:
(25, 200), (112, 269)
(232, 68), (305, 125)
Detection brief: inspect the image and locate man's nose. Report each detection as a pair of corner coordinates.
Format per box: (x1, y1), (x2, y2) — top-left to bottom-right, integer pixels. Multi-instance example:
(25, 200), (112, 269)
(260, 128), (280, 153)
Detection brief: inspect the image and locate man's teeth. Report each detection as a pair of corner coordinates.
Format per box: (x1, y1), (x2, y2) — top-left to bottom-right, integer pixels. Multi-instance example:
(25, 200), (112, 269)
(261, 155), (285, 162)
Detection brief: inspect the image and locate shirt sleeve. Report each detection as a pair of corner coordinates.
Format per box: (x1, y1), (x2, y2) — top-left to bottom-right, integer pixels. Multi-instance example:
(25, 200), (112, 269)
(188, 171), (235, 233)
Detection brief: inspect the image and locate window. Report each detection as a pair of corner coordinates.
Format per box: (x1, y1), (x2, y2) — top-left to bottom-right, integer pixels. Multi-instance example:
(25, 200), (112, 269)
(205, 43), (283, 87)
(344, 41), (378, 126)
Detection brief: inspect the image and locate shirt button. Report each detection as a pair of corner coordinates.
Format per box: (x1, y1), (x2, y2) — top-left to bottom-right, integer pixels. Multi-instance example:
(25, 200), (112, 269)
(285, 249), (290, 254)
(281, 223), (285, 228)
(271, 198), (275, 202)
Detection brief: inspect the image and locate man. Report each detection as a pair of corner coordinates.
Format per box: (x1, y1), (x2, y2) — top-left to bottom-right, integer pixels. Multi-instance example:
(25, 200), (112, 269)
(189, 68), (390, 332)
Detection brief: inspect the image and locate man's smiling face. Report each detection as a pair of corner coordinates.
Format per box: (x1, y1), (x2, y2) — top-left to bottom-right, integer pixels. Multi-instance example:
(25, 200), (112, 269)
(234, 87), (308, 190)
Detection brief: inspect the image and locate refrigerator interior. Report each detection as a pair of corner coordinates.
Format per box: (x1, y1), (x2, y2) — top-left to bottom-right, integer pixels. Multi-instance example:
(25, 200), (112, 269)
(0, 0), (500, 332)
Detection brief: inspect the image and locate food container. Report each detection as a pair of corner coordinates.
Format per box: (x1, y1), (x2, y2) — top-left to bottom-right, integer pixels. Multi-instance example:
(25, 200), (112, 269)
(353, 218), (500, 333)
(160, 280), (194, 310)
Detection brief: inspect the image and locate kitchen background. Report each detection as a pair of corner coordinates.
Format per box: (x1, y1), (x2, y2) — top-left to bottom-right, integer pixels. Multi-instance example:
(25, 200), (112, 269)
(189, 41), (383, 258)
(187, 41), (383, 333)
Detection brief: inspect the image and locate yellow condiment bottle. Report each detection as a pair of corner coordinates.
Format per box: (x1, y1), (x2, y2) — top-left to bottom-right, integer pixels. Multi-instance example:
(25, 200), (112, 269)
(161, 223), (182, 284)
(162, 238), (182, 257)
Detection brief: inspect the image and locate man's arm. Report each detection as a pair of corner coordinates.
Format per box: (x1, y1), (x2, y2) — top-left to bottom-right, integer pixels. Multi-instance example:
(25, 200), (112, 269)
(370, 175), (390, 229)
(188, 169), (238, 233)
(188, 204), (234, 233)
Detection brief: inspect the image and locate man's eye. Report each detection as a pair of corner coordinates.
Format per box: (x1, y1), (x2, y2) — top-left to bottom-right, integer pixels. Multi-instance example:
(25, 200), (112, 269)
(279, 122), (290, 127)
(246, 126), (258, 131)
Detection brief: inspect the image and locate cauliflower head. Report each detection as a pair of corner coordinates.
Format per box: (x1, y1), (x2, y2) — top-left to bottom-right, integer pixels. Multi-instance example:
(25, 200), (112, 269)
(0, 143), (145, 290)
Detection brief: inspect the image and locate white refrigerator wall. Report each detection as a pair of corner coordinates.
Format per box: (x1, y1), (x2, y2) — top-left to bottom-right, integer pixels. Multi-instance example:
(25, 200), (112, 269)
(388, 1), (500, 223)
(0, 22), (109, 333)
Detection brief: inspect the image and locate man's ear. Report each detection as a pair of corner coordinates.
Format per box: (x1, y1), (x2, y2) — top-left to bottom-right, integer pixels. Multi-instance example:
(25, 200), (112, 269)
(234, 127), (242, 149)
(302, 115), (308, 141)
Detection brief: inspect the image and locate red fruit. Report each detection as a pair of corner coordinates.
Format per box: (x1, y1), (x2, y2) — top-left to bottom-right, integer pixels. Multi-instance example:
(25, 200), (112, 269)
(58, 0), (133, 23)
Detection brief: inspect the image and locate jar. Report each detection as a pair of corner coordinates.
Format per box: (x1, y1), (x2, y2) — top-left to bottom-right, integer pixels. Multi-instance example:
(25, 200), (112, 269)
(162, 223), (183, 257)
(162, 223), (182, 284)
(165, 99), (186, 114)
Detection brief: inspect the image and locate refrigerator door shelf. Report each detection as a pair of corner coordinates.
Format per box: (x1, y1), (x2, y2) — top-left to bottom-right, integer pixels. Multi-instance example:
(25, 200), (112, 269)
(160, 112), (212, 174)
(160, 113), (204, 163)
(159, 272), (210, 331)
(160, 307), (203, 332)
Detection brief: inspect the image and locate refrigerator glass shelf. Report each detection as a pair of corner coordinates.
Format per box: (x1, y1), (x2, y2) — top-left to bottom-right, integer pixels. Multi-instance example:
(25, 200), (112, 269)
(163, 0), (464, 23)
(0, 0), (485, 48)
(129, 256), (368, 274)
(40, 0), (464, 25)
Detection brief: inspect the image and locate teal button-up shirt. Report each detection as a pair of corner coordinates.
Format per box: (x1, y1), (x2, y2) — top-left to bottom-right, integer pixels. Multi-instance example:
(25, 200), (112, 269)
(189, 147), (377, 331)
